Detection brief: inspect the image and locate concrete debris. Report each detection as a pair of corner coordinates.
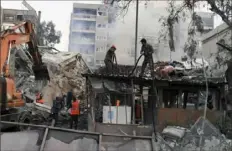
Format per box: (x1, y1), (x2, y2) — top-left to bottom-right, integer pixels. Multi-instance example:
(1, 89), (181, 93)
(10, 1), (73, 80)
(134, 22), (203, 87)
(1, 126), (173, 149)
(156, 117), (232, 151)
(44, 137), (98, 151)
(162, 126), (188, 139)
(41, 52), (89, 106)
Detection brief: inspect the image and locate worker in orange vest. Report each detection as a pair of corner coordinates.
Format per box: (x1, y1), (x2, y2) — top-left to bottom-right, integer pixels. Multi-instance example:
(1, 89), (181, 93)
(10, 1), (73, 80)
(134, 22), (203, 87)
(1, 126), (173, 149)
(70, 96), (80, 129)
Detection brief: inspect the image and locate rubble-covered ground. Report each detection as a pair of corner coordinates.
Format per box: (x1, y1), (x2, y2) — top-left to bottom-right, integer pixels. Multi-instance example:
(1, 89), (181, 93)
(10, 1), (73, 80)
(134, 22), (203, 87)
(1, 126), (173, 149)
(94, 59), (225, 85)
(13, 48), (90, 130)
(155, 117), (232, 151)
(14, 49), (89, 106)
(1, 117), (232, 151)
(41, 52), (89, 106)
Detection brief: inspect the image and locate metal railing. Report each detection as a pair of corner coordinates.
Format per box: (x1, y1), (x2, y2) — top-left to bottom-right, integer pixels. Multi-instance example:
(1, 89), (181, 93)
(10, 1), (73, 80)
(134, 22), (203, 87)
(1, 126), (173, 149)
(1, 120), (156, 151)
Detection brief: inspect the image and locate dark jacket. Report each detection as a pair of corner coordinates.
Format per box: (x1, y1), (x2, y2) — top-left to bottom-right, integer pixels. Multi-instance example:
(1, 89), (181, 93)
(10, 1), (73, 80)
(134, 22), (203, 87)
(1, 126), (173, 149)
(66, 91), (73, 108)
(104, 48), (115, 62)
(51, 97), (64, 114)
(140, 43), (154, 57)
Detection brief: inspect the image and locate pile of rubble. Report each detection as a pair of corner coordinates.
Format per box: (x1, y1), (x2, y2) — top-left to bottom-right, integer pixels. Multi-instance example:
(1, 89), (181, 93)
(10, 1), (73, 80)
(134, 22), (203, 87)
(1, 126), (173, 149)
(156, 117), (232, 151)
(96, 58), (209, 77)
(14, 50), (90, 107)
(41, 52), (89, 106)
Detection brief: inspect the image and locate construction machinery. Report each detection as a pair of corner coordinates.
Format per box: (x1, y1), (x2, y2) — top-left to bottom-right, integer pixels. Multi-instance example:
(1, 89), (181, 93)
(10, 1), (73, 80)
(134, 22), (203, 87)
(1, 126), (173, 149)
(0, 21), (50, 128)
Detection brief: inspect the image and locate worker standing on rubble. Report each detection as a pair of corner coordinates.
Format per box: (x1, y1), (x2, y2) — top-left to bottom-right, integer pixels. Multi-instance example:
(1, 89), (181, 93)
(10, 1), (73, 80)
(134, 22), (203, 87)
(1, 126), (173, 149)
(70, 96), (80, 129)
(51, 96), (64, 126)
(104, 45), (117, 74)
(139, 38), (155, 77)
(66, 90), (73, 109)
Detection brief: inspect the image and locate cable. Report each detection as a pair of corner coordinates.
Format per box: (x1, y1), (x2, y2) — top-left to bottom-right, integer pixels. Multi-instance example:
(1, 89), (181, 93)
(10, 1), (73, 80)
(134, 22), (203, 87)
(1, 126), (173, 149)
(112, 53), (118, 72)
(129, 53), (157, 141)
(128, 54), (144, 77)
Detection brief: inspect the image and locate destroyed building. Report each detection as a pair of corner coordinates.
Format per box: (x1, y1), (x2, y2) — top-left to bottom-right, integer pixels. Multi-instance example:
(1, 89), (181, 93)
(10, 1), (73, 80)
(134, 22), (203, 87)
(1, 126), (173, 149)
(83, 61), (226, 132)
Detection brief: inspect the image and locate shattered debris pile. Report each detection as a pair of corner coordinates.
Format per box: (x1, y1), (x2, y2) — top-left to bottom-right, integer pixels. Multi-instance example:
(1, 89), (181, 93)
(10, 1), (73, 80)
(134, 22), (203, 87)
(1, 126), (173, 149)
(42, 52), (89, 106)
(95, 60), (225, 84)
(157, 117), (232, 151)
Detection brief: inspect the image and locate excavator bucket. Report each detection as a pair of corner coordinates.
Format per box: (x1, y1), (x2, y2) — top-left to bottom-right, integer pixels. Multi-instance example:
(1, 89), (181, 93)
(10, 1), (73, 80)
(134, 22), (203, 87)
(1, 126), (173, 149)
(32, 65), (50, 81)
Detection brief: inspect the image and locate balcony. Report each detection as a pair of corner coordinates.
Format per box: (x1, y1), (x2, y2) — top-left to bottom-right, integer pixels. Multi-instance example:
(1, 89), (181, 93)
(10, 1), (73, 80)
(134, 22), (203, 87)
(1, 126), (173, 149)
(71, 20), (96, 33)
(72, 29), (95, 34)
(72, 14), (96, 21)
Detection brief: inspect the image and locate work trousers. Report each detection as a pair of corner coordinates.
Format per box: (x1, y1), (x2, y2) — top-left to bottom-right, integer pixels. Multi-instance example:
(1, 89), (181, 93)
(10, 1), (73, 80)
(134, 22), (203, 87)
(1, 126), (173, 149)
(104, 60), (113, 74)
(70, 115), (79, 129)
(140, 57), (154, 77)
(52, 113), (58, 126)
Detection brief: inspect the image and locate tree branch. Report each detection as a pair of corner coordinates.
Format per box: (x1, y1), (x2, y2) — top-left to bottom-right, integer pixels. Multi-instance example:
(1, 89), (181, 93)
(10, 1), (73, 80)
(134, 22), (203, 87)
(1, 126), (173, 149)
(207, 0), (232, 27)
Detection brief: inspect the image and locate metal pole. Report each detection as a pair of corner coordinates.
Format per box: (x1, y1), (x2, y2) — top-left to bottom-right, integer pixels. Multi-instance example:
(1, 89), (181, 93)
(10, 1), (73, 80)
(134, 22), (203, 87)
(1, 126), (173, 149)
(0, 5), (2, 32)
(131, 80), (135, 124)
(0, 5), (2, 76)
(0, 121), (153, 139)
(39, 119), (55, 151)
(134, 0), (139, 65)
(98, 134), (102, 151)
(37, 11), (42, 45)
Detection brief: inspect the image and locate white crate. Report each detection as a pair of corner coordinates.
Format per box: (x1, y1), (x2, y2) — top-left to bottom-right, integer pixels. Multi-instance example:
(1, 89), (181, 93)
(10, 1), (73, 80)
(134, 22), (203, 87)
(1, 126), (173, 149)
(103, 106), (131, 124)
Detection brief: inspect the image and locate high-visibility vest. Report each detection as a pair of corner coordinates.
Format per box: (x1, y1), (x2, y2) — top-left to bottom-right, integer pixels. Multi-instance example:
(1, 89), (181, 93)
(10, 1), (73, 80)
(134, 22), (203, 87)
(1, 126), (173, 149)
(71, 101), (80, 115)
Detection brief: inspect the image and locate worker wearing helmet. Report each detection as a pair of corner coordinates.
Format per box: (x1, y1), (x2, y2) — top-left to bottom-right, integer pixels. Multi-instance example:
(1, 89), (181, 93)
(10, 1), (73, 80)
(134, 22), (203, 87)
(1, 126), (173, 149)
(104, 45), (117, 74)
(139, 38), (155, 77)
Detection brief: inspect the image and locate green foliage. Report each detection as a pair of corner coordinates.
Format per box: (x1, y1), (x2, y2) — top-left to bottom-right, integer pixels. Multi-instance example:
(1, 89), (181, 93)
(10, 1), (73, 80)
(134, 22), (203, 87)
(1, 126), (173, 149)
(38, 21), (62, 47)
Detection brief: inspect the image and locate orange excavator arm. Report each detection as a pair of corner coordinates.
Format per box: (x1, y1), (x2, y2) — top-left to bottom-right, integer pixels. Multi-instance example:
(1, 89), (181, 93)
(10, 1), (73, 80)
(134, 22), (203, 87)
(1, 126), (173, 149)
(0, 21), (49, 80)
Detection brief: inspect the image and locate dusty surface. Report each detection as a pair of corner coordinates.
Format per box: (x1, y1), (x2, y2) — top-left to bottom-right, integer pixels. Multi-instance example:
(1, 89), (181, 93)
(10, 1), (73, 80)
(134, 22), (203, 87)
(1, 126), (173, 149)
(44, 137), (98, 151)
(1, 131), (40, 151)
(41, 52), (89, 106)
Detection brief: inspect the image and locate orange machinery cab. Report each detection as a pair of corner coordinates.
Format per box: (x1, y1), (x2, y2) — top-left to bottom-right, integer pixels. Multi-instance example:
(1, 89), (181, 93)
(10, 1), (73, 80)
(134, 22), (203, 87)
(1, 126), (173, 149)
(0, 77), (25, 111)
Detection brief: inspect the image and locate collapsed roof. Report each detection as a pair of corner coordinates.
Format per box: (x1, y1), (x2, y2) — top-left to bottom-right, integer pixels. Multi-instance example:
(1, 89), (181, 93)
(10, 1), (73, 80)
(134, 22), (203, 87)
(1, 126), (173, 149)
(85, 60), (226, 87)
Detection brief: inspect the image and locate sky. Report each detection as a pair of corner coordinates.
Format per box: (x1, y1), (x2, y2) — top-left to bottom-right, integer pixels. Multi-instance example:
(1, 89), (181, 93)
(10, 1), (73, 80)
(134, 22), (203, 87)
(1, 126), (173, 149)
(1, 0), (223, 56)
(1, 0), (102, 51)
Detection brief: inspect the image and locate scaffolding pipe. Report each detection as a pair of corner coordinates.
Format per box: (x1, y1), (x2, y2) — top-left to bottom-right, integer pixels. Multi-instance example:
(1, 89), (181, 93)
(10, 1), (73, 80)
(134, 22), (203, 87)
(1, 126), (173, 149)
(98, 134), (102, 151)
(140, 94), (144, 124)
(134, 0), (139, 65)
(125, 94), (128, 124)
(131, 80), (135, 124)
(39, 119), (55, 151)
(0, 121), (154, 139)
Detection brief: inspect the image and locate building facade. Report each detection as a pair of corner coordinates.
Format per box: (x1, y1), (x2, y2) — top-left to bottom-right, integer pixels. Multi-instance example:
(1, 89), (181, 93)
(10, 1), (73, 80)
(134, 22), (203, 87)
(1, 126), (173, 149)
(69, 3), (114, 69)
(1, 8), (38, 31)
(201, 23), (231, 76)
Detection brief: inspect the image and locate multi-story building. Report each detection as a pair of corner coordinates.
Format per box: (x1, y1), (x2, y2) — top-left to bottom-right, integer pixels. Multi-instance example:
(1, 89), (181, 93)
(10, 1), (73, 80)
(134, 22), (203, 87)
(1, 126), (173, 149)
(1, 8), (38, 31)
(69, 3), (111, 69)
